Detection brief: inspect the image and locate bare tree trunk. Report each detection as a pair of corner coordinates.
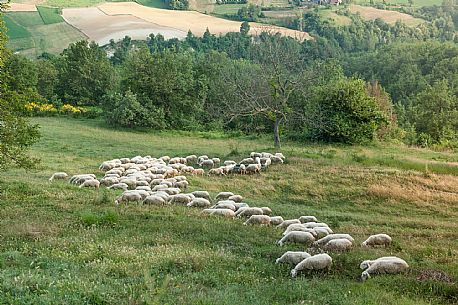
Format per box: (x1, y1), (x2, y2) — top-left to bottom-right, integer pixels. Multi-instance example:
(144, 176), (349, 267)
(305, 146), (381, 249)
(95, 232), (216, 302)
(274, 116), (282, 149)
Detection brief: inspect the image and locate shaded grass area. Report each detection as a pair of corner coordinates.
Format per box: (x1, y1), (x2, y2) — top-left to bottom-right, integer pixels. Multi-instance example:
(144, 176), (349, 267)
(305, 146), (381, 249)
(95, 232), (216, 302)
(136, 0), (168, 9)
(37, 6), (64, 24)
(0, 117), (457, 304)
(3, 14), (31, 39)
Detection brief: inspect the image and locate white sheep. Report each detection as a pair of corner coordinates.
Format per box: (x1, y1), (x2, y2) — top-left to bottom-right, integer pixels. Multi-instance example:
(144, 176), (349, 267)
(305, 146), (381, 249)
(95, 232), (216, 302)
(291, 253), (332, 277)
(174, 180), (189, 189)
(201, 208), (235, 218)
(115, 191), (142, 205)
(323, 238), (353, 251)
(240, 157), (254, 165)
(136, 186), (152, 192)
(303, 222), (330, 229)
(216, 192), (234, 201)
(192, 168), (205, 176)
(276, 219), (301, 229)
(233, 202), (249, 210)
(360, 256), (400, 270)
(361, 257), (409, 281)
(275, 251), (311, 265)
(100, 176), (119, 186)
(361, 234), (392, 248)
(228, 195), (243, 203)
(208, 167), (225, 176)
(282, 224), (316, 236)
(192, 191), (210, 200)
(107, 183), (129, 191)
(143, 195), (166, 205)
(169, 194), (192, 205)
(214, 201), (236, 211)
(277, 231), (315, 247)
(187, 198), (212, 208)
(299, 216), (318, 223)
(79, 179), (100, 188)
(260, 207), (272, 215)
(199, 159), (214, 169)
(49, 172), (68, 181)
(314, 234), (355, 247)
(313, 227), (331, 238)
(224, 160), (236, 166)
(269, 216), (284, 226)
(235, 207), (264, 218)
(243, 215), (271, 226)
(245, 164), (261, 174)
(186, 155), (198, 164)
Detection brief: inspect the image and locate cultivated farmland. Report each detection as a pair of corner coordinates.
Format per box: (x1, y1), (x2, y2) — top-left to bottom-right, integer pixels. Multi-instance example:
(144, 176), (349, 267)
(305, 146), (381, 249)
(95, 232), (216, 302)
(0, 117), (457, 304)
(349, 4), (425, 26)
(62, 7), (187, 45)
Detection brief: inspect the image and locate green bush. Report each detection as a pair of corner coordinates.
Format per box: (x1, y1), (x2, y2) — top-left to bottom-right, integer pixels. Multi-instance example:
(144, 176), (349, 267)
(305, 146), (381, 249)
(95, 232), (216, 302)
(307, 78), (386, 144)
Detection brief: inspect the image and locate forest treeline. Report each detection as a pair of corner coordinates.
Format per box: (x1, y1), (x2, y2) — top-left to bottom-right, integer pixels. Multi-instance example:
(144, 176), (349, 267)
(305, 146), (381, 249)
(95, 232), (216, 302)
(2, 1), (458, 149)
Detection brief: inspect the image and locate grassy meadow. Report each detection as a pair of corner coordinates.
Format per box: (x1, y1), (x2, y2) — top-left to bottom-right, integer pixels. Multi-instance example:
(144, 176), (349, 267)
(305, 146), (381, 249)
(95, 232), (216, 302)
(0, 117), (457, 304)
(36, 6), (64, 24)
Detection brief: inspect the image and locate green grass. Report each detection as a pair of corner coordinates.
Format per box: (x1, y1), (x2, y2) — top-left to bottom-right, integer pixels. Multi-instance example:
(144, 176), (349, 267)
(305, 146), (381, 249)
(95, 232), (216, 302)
(212, 3), (246, 15)
(3, 15), (31, 39)
(136, 0), (168, 9)
(36, 6), (64, 24)
(1, 117), (457, 304)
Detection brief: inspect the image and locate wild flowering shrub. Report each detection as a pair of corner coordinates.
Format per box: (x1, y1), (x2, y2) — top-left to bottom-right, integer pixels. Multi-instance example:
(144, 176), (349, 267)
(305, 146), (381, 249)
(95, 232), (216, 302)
(24, 102), (87, 116)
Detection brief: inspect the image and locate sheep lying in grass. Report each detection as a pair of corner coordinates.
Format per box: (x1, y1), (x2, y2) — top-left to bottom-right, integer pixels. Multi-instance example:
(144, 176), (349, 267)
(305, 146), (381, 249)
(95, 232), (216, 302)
(270, 216), (284, 226)
(361, 257), (409, 281)
(79, 179), (100, 188)
(291, 253), (332, 278)
(323, 238), (353, 252)
(276, 251), (311, 265)
(201, 209), (235, 218)
(361, 234), (392, 248)
(277, 231), (315, 247)
(314, 234), (355, 247)
(244, 215), (271, 226)
(49, 172), (68, 181)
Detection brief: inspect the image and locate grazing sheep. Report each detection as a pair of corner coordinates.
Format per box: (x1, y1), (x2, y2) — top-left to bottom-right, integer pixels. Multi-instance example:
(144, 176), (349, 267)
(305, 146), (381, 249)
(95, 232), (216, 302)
(192, 191), (210, 200)
(250, 152), (262, 159)
(201, 208), (235, 218)
(208, 168), (225, 176)
(277, 231), (315, 247)
(185, 155), (198, 164)
(107, 183), (129, 191)
(197, 155), (209, 163)
(276, 219), (301, 229)
(160, 156), (171, 162)
(163, 188), (181, 195)
(174, 180), (189, 189)
(153, 185), (168, 191)
(169, 194), (192, 205)
(314, 234), (355, 247)
(291, 254), (332, 278)
(200, 159), (214, 169)
(271, 156), (284, 164)
(282, 224), (316, 236)
(136, 186), (152, 192)
(360, 257), (400, 270)
(216, 192), (234, 201)
(361, 257), (409, 281)
(228, 195), (243, 203)
(100, 176), (119, 186)
(260, 207), (272, 215)
(323, 238), (353, 251)
(236, 207), (264, 218)
(313, 227), (332, 238)
(240, 158), (254, 165)
(270, 216), (284, 226)
(143, 195), (166, 205)
(49, 172), (68, 181)
(362, 234), (392, 248)
(233, 202), (249, 210)
(276, 251), (311, 265)
(135, 180), (150, 187)
(303, 222), (330, 229)
(212, 158), (221, 166)
(115, 191), (142, 205)
(192, 169), (205, 176)
(214, 201), (236, 211)
(299, 216), (318, 223)
(79, 179), (100, 188)
(187, 198), (212, 208)
(224, 160), (236, 166)
(275, 152), (285, 160)
(244, 215), (271, 226)
(69, 174), (96, 185)
(245, 164), (261, 174)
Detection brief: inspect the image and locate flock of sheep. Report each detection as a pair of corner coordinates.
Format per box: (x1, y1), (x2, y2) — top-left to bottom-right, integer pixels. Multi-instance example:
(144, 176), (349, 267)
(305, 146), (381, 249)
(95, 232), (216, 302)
(49, 152), (409, 281)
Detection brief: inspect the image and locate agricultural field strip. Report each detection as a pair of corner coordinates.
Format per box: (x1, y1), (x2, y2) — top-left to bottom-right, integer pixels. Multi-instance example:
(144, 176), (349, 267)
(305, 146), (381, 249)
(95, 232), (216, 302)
(349, 4), (425, 25)
(62, 7), (186, 45)
(97, 2), (311, 40)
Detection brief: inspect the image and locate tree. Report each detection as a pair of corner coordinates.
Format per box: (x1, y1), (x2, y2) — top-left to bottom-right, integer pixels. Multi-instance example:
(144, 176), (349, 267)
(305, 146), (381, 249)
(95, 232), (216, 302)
(240, 21), (250, 35)
(213, 34), (306, 148)
(307, 78), (385, 144)
(56, 40), (116, 106)
(0, 3), (40, 170)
